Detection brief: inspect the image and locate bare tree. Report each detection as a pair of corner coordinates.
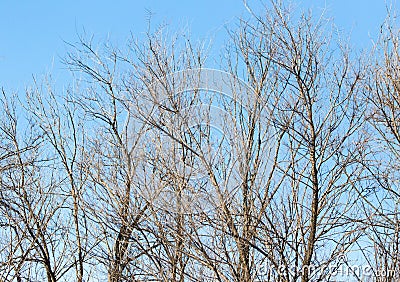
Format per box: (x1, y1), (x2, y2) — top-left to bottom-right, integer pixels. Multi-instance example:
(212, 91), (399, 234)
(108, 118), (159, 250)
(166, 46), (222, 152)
(359, 13), (400, 282)
(190, 2), (367, 281)
(0, 89), (74, 282)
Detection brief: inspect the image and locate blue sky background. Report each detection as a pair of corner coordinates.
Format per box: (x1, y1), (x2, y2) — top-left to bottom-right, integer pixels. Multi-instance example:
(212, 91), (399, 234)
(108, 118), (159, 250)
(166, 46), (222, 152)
(0, 0), (394, 92)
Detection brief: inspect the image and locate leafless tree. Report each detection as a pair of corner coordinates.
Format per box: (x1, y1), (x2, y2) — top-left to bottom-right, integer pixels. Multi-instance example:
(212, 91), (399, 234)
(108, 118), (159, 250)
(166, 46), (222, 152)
(192, 2), (367, 281)
(0, 89), (76, 282)
(359, 13), (400, 282)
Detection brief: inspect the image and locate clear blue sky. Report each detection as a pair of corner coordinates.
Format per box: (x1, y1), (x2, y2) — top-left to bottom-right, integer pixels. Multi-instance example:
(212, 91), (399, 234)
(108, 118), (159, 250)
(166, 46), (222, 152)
(0, 0), (393, 92)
